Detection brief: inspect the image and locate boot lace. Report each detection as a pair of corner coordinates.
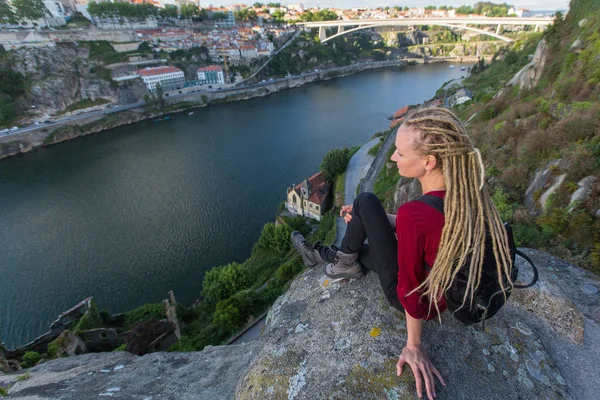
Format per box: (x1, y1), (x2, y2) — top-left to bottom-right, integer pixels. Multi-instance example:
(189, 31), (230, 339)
(301, 240), (313, 252)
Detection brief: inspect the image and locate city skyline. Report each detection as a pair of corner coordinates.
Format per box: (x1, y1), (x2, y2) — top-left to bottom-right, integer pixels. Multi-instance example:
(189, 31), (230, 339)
(210, 1), (570, 11)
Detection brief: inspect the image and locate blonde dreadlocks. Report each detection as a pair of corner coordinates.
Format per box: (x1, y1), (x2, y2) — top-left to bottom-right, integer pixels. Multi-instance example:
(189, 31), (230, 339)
(404, 106), (514, 318)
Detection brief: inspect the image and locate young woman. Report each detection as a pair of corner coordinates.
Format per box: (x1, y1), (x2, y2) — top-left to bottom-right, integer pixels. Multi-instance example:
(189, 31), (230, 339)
(291, 106), (514, 400)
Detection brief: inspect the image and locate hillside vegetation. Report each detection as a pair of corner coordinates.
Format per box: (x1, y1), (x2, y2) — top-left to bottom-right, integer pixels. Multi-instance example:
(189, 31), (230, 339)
(393, 0), (600, 273)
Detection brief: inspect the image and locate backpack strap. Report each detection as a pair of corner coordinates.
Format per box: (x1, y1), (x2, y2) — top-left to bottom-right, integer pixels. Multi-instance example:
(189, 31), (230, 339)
(417, 194), (539, 289)
(415, 194), (445, 215)
(416, 194), (444, 273)
(513, 249), (539, 288)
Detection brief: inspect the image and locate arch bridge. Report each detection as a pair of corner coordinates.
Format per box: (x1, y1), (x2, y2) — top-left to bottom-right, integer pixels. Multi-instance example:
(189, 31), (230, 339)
(296, 17), (554, 43)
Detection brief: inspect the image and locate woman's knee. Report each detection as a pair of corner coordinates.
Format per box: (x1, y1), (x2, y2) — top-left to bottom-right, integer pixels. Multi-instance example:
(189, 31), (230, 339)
(354, 192), (381, 209)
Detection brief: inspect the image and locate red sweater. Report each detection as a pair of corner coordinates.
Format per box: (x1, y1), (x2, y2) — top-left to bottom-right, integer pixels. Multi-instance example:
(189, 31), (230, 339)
(395, 190), (447, 320)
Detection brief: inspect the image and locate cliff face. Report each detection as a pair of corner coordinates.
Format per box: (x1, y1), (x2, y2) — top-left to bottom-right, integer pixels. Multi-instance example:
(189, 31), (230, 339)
(2, 248), (599, 399)
(4, 43), (147, 118)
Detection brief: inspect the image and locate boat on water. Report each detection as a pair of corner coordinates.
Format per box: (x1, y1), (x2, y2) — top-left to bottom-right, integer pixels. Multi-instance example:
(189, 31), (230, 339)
(461, 67), (467, 71)
(449, 65), (455, 68)
(153, 116), (172, 123)
(188, 111), (194, 115)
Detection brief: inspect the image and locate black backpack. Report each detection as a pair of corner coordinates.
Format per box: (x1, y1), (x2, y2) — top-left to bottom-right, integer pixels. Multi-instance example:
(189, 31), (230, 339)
(417, 194), (538, 327)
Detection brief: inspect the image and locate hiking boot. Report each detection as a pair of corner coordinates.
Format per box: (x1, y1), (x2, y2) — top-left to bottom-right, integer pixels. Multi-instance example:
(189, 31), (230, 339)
(291, 231), (325, 268)
(325, 250), (363, 279)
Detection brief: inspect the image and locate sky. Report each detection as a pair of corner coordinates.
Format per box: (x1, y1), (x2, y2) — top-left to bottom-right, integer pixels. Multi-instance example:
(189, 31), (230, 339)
(211, 1), (570, 11)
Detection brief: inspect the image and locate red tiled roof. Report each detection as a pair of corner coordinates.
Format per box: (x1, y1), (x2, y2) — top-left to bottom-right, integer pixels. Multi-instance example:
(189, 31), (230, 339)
(138, 66), (182, 76)
(390, 116), (404, 128)
(197, 65), (223, 72)
(393, 105), (409, 119)
(307, 182), (329, 205)
(294, 171), (326, 191)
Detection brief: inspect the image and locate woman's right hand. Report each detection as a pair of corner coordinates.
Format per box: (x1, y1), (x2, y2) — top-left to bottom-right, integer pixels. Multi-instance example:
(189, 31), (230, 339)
(397, 344), (445, 400)
(340, 205), (353, 224)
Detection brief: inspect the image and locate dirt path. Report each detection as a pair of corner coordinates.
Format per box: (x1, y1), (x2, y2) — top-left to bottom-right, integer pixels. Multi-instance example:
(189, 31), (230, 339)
(360, 129), (397, 193)
(335, 138), (381, 247)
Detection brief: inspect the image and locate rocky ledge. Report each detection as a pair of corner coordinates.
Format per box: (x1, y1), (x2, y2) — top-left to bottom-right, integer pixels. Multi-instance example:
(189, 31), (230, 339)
(1, 249), (599, 399)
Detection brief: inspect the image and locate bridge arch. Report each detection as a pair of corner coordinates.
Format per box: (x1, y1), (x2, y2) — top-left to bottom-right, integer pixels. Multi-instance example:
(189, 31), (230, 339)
(311, 22), (514, 43)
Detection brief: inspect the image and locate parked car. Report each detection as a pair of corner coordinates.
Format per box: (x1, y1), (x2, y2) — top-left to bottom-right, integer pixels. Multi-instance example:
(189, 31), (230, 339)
(10, 126), (18, 131)
(0, 129), (9, 134)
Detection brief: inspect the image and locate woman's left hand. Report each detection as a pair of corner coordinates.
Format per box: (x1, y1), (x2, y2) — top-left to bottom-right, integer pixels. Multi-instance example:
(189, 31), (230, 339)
(397, 344), (446, 399)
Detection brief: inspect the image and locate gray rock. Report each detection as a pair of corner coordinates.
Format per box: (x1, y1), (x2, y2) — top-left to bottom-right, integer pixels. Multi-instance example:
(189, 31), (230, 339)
(392, 178), (422, 213)
(0, 343), (259, 400)
(570, 38), (586, 53)
(596, 209), (600, 218)
(578, 18), (589, 27)
(524, 159), (568, 212)
(583, 284), (598, 295)
(505, 39), (548, 91)
(539, 173), (567, 211)
(237, 249), (600, 399)
(3, 250), (600, 400)
(3, 43), (148, 118)
(568, 176), (597, 211)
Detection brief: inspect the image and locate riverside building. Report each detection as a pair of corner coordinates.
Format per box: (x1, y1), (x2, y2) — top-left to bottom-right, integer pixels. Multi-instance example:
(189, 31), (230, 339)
(138, 66), (185, 94)
(196, 66), (226, 85)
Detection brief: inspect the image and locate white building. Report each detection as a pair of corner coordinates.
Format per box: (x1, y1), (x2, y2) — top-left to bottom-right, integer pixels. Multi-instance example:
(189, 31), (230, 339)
(138, 66), (185, 94)
(196, 65), (225, 85)
(287, 3), (304, 13)
(43, 1), (68, 18)
(451, 88), (474, 106)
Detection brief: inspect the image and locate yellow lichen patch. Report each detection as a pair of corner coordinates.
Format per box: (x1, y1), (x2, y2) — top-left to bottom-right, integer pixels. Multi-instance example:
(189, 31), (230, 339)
(323, 279), (330, 287)
(236, 350), (304, 400)
(344, 358), (414, 399)
(369, 327), (382, 338)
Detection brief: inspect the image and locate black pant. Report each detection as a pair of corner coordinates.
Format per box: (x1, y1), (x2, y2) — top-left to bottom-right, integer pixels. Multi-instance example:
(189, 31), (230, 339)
(325, 192), (404, 312)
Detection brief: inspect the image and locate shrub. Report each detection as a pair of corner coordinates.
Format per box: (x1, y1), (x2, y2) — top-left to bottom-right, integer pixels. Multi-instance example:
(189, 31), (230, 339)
(212, 291), (257, 332)
(202, 262), (253, 305)
(491, 186), (514, 221)
(123, 303), (165, 331)
(258, 222), (293, 253)
(320, 148), (351, 180)
(275, 257), (304, 283)
(74, 299), (102, 333)
(21, 351), (41, 368)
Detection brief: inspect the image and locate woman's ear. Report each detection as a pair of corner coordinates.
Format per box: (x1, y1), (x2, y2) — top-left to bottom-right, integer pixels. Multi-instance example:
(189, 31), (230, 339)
(425, 155), (437, 170)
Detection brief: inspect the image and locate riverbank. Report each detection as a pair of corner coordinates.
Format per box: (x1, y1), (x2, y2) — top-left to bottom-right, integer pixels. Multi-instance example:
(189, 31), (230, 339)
(0, 56), (478, 162)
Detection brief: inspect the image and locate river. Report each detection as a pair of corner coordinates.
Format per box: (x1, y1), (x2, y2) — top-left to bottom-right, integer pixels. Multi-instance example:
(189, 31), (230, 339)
(0, 63), (468, 348)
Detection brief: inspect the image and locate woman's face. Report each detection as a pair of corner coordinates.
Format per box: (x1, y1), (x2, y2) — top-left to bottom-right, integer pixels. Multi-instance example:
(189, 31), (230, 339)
(390, 125), (429, 178)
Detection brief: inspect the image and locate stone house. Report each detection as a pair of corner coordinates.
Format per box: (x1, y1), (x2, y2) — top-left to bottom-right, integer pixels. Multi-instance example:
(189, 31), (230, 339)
(286, 172), (329, 221)
(450, 88), (474, 106)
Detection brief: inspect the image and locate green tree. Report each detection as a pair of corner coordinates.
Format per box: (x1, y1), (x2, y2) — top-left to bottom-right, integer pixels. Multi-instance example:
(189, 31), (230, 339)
(21, 351), (41, 368)
(159, 4), (177, 19)
(138, 41), (151, 52)
(12, 0), (48, 26)
(0, 0), (17, 25)
(212, 291), (255, 331)
(258, 222), (293, 252)
(0, 69), (25, 97)
(155, 83), (165, 108)
(201, 262), (252, 305)
(271, 9), (284, 21)
(267, 2), (281, 7)
(180, 3), (199, 19)
(253, 2), (263, 8)
(456, 5), (474, 14)
(320, 148), (351, 180)
(211, 11), (227, 20)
